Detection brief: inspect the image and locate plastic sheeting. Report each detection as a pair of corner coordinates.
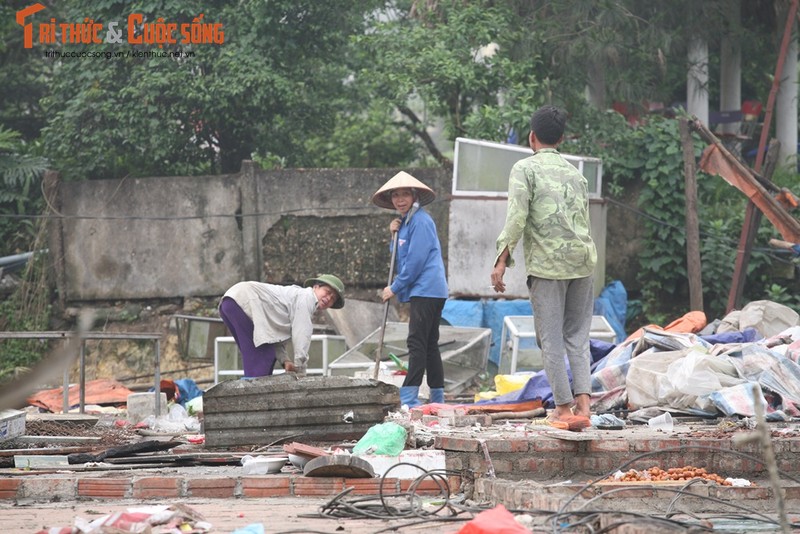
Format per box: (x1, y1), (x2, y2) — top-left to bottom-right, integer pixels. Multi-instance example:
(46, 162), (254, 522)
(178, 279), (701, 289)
(442, 280), (628, 367)
(442, 299), (532, 366)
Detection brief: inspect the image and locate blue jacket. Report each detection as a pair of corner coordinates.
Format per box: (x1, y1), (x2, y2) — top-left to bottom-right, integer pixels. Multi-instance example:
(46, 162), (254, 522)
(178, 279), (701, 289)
(390, 207), (448, 302)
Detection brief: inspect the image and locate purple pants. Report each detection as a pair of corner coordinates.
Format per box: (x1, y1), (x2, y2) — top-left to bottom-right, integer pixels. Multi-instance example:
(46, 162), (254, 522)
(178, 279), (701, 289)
(219, 297), (277, 378)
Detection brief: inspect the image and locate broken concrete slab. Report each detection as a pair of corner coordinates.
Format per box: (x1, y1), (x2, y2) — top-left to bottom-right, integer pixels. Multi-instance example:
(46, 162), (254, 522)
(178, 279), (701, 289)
(203, 375), (400, 448)
(14, 455), (70, 468)
(303, 454), (374, 478)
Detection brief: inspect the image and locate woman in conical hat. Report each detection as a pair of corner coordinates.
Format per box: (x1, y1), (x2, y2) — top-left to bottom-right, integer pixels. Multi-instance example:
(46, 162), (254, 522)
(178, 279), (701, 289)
(372, 171), (448, 408)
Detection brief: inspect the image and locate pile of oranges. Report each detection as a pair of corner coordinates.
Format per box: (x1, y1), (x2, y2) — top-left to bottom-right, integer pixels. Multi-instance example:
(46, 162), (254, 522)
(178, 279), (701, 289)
(605, 466), (732, 485)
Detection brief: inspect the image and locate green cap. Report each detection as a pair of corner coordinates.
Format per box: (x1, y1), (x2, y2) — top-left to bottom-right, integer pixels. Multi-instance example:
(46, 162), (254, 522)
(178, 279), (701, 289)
(304, 274), (345, 309)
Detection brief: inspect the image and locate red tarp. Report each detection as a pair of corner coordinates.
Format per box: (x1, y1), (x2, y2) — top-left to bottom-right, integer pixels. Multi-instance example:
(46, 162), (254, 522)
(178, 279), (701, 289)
(27, 378), (134, 413)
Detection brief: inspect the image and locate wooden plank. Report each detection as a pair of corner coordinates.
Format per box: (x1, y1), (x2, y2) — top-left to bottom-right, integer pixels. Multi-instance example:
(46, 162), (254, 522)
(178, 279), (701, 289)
(15, 436), (101, 445)
(0, 446), (94, 457)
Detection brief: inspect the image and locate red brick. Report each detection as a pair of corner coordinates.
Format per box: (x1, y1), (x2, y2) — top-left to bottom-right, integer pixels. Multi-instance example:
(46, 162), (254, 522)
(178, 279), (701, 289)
(783, 486), (800, 500)
(597, 484), (654, 498)
(343, 478), (392, 495)
(78, 478), (128, 499)
(711, 485), (770, 501)
(544, 483), (594, 499)
(483, 438), (530, 453)
(188, 477), (236, 498)
(448, 476), (462, 493)
(293, 477), (344, 496)
(687, 438), (728, 450)
(632, 438), (682, 452)
(409, 408), (425, 420)
(572, 455), (617, 474)
(488, 458), (514, 474)
(241, 476), (291, 497)
(518, 457), (564, 473)
(588, 439), (629, 452)
(434, 436), (479, 452)
(445, 456), (463, 470)
(132, 477), (180, 499)
(0, 478), (21, 499)
(400, 478), (448, 495)
(532, 439), (578, 453)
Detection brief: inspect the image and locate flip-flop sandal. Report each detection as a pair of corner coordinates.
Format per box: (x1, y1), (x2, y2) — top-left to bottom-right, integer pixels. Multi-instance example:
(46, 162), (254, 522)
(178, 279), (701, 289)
(530, 415), (587, 432)
(563, 415), (591, 431)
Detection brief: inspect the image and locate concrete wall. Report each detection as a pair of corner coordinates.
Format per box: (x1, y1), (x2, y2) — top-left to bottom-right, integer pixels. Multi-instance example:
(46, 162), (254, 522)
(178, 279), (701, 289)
(52, 163), (609, 303)
(447, 197), (607, 299)
(53, 164), (451, 301)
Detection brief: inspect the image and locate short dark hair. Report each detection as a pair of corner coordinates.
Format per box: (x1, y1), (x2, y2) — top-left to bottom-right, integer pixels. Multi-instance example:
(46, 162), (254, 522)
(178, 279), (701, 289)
(530, 105), (567, 144)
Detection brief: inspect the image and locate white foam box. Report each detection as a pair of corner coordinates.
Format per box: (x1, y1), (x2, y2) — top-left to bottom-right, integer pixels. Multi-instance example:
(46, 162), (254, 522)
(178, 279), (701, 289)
(359, 449), (446, 479)
(0, 409), (26, 442)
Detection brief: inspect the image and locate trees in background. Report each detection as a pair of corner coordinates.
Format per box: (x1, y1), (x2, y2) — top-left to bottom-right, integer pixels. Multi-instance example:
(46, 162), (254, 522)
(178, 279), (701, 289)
(0, 0), (797, 320)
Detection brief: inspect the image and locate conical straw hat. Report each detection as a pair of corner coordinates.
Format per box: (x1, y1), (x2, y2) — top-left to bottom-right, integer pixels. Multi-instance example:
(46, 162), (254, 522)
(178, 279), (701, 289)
(371, 171), (436, 209)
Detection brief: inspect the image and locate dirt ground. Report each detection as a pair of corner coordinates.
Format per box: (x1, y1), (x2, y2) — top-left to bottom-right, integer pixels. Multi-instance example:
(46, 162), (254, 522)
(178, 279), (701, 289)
(3, 496), (481, 534)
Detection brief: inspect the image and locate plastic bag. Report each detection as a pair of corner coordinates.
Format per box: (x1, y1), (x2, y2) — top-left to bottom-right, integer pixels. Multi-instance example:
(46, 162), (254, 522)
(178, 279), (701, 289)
(494, 373), (534, 395)
(352, 422), (407, 456)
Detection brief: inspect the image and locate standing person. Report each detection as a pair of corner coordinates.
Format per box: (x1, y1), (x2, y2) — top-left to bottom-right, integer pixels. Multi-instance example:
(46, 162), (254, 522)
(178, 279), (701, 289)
(372, 171), (448, 408)
(490, 105), (597, 431)
(219, 274), (345, 378)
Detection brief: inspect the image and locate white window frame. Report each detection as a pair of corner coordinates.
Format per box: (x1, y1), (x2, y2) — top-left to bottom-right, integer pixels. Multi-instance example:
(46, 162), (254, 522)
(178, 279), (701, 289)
(452, 137), (603, 199)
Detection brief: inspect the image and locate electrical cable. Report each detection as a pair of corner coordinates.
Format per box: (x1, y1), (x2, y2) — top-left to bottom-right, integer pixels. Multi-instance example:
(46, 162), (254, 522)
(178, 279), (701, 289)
(305, 462), (479, 533)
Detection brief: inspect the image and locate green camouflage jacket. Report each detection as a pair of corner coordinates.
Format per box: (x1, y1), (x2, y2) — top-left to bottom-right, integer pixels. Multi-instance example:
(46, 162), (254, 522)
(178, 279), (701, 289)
(494, 148), (597, 280)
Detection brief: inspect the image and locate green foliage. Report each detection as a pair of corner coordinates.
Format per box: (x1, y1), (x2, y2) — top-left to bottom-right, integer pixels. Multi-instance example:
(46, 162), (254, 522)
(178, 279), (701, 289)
(0, 127), (48, 255)
(764, 283), (800, 311)
(353, 1), (549, 154)
(0, 299), (50, 379)
(305, 100), (418, 168)
(0, 252), (52, 381)
(41, 0), (385, 180)
(571, 108), (798, 322)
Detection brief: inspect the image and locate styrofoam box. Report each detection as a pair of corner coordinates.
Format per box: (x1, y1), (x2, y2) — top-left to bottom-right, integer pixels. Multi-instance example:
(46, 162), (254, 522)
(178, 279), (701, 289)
(0, 409), (26, 442)
(359, 449), (446, 479)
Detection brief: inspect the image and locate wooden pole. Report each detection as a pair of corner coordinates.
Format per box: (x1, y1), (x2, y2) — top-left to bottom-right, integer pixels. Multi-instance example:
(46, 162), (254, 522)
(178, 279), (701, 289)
(727, 0), (798, 311)
(373, 231), (398, 379)
(679, 118), (704, 312)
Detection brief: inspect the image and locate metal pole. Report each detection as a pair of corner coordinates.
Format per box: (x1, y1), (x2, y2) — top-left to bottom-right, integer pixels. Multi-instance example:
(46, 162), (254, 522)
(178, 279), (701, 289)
(62, 364), (69, 414)
(373, 231), (399, 380)
(79, 340), (85, 414)
(154, 339), (161, 417)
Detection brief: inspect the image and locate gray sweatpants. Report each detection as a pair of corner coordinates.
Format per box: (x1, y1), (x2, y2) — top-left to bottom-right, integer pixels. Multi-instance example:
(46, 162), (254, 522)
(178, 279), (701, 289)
(528, 275), (594, 406)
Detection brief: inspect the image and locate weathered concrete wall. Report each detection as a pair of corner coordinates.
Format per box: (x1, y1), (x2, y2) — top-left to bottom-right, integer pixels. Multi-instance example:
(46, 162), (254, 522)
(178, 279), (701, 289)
(54, 164), (450, 301)
(447, 197), (607, 299)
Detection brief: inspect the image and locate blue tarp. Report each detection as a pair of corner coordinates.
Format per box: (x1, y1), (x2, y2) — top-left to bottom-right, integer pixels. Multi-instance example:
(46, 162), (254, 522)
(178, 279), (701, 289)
(442, 281), (629, 368)
(442, 299), (531, 366)
(593, 280), (627, 342)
